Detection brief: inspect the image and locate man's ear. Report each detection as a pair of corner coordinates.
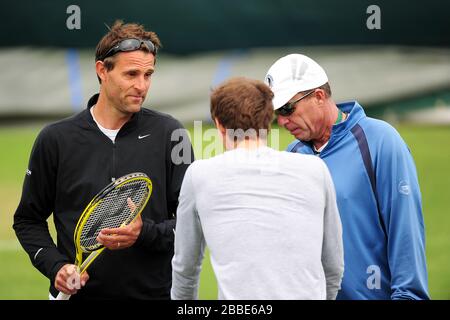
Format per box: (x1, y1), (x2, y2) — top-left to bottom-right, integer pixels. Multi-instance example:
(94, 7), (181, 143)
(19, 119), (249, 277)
(96, 61), (107, 83)
(214, 118), (226, 137)
(314, 88), (327, 105)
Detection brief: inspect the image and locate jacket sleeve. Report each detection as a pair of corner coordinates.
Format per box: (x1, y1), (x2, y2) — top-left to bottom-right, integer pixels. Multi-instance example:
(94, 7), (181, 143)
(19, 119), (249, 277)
(135, 124), (194, 252)
(375, 127), (430, 300)
(171, 165), (205, 300)
(13, 126), (70, 283)
(320, 160), (344, 300)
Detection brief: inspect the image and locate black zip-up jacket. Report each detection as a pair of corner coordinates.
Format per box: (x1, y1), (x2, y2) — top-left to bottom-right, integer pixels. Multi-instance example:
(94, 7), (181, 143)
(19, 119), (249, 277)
(13, 94), (193, 299)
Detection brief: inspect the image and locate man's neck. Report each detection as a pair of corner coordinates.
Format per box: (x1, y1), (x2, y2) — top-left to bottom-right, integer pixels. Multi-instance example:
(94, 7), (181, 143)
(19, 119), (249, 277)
(312, 103), (344, 150)
(313, 134), (331, 151)
(225, 138), (267, 151)
(93, 94), (133, 130)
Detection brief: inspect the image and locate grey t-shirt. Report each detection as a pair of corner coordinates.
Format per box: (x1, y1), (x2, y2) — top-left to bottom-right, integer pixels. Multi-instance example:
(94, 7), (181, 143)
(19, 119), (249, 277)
(171, 146), (343, 300)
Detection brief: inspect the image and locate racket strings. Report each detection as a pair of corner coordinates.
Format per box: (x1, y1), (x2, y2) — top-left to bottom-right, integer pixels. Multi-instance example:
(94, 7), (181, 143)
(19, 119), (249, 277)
(79, 180), (149, 251)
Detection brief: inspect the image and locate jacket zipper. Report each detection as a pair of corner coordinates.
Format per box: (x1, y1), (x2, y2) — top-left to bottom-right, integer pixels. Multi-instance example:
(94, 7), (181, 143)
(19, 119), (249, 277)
(111, 142), (116, 182)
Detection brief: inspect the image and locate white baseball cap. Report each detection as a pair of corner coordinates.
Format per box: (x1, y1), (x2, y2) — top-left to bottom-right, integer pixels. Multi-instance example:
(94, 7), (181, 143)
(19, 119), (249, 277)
(264, 54), (328, 110)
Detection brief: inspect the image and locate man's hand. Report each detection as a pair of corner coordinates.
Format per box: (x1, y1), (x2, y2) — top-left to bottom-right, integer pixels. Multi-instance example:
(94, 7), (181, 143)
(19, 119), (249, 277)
(96, 198), (143, 250)
(54, 264), (89, 295)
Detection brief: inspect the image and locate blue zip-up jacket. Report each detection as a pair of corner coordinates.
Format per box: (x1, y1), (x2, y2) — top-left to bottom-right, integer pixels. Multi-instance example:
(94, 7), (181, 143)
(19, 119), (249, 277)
(287, 101), (429, 300)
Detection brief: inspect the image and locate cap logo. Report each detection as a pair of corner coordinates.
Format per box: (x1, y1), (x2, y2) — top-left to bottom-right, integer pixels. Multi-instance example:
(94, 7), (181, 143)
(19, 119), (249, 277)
(265, 74), (274, 88)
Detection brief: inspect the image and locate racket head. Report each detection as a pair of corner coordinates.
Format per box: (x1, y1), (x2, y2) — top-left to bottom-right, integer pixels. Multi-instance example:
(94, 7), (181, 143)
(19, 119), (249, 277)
(74, 172), (152, 254)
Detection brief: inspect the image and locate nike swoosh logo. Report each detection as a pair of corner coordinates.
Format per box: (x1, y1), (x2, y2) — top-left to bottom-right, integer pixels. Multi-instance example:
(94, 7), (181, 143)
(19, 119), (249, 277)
(138, 134), (151, 139)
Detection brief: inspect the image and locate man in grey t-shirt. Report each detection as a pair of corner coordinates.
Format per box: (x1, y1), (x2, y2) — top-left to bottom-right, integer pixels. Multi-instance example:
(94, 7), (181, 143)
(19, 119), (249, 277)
(171, 77), (344, 300)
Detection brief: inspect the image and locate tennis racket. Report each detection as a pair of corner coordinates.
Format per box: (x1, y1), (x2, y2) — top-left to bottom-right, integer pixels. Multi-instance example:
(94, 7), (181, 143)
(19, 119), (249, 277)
(56, 172), (152, 300)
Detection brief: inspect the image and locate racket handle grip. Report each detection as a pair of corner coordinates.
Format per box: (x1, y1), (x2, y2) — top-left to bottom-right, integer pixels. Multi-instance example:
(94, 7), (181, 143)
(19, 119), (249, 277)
(56, 292), (71, 300)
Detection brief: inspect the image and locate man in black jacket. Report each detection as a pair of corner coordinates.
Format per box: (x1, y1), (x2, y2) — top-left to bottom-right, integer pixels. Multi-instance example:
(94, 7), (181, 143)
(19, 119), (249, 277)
(13, 20), (193, 299)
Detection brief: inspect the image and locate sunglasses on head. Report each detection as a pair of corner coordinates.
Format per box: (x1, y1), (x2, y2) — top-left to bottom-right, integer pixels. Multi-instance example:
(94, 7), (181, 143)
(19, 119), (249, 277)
(275, 90), (315, 117)
(97, 38), (157, 61)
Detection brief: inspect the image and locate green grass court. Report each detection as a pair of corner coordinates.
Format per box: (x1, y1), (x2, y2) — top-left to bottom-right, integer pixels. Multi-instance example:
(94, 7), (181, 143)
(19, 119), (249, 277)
(0, 123), (449, 299)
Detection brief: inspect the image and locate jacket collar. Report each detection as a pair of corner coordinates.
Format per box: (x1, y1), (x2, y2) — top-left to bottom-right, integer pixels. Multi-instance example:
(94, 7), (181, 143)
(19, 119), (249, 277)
(332, 100), (366, 137)
(320, 100), (366, 154)
(82, 93), (141, 133)
(293, 100), (366, 154)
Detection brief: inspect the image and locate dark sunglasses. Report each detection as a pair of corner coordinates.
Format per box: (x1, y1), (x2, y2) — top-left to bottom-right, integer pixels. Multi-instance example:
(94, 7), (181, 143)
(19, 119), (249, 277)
(97, 38), (157, 61)
(275, 90), (315, 117)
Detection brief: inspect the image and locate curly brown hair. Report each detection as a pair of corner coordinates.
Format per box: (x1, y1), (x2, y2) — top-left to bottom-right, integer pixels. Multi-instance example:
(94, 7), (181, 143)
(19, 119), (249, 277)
(210, 77), (274, 139)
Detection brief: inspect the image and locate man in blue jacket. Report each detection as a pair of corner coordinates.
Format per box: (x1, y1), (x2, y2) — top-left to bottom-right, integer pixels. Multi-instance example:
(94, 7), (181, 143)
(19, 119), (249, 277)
(265, 54), (430, 300)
